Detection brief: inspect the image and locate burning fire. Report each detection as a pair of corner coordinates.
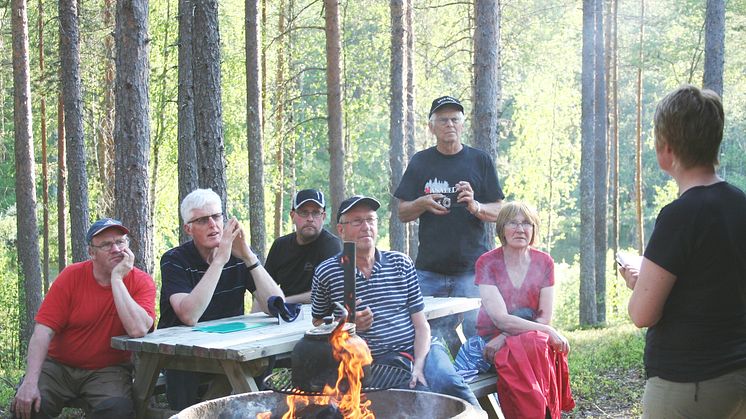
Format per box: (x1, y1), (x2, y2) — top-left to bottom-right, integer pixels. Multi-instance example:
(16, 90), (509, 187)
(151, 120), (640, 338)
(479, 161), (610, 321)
(258, 323), (374, 419)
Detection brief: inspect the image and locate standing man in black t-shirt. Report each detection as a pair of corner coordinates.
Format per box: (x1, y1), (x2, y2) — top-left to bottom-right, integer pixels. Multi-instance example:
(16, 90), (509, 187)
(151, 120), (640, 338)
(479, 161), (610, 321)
(263, 189), (341, 304)
(394, 96), (504, 336)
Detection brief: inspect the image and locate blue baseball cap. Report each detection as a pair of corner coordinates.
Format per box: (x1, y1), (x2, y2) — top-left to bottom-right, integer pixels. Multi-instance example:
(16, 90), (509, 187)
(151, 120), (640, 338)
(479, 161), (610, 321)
(86, 218), (129, 243)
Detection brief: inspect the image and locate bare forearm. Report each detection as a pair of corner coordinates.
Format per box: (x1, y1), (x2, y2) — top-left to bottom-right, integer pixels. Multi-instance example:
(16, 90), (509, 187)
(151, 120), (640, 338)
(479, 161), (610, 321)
(24, 325), (54, 385)
(251, 265), (285, 314)
(474, 200), (501, 222)
(397, 199), (425, 222)
(111, 279), (153, 337)
(174, 264), (224, 325)
(284, 290), (311, 304)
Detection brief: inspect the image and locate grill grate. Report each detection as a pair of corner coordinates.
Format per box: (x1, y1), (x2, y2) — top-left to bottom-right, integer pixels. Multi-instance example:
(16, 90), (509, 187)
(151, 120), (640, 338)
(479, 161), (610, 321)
(264, 365), (412, 396)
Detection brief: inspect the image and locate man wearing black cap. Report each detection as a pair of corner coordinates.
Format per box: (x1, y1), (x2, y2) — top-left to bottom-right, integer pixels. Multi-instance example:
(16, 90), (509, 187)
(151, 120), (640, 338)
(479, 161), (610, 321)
(12, 218), (155, 419)
(263, 189), (341, 304)
(394, 95), (504, 337)
(311, 195), (479, 407)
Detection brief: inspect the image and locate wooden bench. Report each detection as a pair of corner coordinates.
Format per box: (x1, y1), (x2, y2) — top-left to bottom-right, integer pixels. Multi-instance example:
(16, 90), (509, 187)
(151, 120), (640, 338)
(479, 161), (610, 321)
(468, 371), (504, 419)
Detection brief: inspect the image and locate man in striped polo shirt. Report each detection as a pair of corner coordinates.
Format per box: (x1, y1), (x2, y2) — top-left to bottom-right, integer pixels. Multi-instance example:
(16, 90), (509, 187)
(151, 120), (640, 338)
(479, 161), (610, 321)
(311, 195), (478, 406)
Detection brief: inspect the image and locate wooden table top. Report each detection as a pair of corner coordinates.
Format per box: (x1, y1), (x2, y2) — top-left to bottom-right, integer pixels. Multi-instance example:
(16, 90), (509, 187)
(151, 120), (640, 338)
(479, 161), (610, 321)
(111, 297), (481, 363)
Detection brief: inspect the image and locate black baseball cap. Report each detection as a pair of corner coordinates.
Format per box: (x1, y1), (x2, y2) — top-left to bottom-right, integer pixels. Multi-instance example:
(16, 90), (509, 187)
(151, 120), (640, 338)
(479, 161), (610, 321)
(86, 218), (129, 243)
(429, 96), (464, 118)
(292, 189), (325, 210)
(337, 195), (381, 222)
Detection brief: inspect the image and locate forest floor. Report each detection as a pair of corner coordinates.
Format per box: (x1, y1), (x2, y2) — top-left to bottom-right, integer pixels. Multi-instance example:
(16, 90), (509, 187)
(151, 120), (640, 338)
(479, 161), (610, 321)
(0, 323), (645, 418)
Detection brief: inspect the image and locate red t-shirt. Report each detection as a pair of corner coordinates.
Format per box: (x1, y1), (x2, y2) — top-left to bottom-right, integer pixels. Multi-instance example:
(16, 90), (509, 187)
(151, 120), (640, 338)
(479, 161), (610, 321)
(36, 260), (156, 369)
(474, 247), (554, 338)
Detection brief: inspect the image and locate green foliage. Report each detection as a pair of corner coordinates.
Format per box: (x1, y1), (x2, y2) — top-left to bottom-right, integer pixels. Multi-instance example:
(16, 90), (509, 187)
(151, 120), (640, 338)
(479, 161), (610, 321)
(554, 254), (634, 331)
(0, 209), (22, 372)
(565, 324), (646, 417)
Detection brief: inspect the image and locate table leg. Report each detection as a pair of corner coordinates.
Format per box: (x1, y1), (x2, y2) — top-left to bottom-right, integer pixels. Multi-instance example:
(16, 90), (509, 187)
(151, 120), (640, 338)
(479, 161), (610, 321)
(218, 358), (268, 394)
(133, 353), (163, 419)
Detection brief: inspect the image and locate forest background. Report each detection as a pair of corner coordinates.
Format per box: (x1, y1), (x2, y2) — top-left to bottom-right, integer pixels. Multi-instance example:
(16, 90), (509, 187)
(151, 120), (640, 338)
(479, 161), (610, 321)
(0, 0), (744, 415)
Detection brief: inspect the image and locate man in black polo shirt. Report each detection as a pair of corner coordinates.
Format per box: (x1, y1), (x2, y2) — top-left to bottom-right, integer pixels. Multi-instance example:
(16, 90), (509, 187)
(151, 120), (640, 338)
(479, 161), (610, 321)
(264, 189), (341, 304)
(158, 188), (284, 410)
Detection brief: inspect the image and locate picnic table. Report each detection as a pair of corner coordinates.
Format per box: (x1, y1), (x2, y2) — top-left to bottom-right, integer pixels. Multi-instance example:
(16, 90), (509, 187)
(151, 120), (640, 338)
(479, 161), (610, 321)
(112, 296), (481, 419)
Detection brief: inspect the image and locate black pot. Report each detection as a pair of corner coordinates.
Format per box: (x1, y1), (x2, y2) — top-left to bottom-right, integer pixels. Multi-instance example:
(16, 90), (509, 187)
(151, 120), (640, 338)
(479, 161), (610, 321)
(291, 321), (355, 392)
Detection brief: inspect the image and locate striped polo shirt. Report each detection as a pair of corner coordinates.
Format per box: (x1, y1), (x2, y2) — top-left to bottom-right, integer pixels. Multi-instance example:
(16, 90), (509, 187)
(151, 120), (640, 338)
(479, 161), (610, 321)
(311, 249), (425, 357)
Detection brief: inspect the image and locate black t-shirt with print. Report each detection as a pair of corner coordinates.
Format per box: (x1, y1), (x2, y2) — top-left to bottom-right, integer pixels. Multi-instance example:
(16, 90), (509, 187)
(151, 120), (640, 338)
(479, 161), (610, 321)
(394, 145), (504, 274)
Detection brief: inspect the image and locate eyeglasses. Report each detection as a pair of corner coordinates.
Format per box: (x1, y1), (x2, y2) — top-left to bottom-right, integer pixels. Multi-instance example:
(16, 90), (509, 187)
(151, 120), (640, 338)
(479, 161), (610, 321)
(188, 213), (223, 225)
(90, 237), (130, 252)
(339, 217), (378, 227)
(435, 117), (463, 126)
(506, 221), (534, 230)
(295, 210), (324, 219)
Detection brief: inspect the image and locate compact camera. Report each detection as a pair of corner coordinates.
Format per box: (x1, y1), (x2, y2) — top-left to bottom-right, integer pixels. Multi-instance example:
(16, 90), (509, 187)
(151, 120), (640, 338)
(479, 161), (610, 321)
(437, 196), (452, 209)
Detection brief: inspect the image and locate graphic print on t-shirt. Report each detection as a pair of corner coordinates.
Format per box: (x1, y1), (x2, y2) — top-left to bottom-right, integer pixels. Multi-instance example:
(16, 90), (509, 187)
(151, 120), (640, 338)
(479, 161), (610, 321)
(424, 178), (463, 207)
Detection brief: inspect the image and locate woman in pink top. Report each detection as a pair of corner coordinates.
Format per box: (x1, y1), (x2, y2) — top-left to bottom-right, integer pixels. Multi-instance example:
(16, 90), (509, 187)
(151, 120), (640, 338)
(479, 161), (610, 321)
(475, 202), (574, 418)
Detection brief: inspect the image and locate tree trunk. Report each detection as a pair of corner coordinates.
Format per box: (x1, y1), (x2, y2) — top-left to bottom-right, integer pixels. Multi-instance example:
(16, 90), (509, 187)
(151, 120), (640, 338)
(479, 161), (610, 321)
(149, 0), (173, 243)
(59, 0), (90, 262)
(405, 0), (418, 261)
(608, 0), (621, 314)
(246, 0), (266, 259)
(177, 0), (198, 243)
(193, 0), (228, 208)
(12, 0), (43, 347)
(472, 0), (501, 248)
(114, 0), (152, 274)
(593, 0), (607, 324)
(98, 0), (116, 216)
(703, 0), (725, 97)
(635, 0), (645, 254)
(273, 0), (286, 240)
(579, 0), (597, 326)
(389, 0), (406, 252)
(57, 93), (67, 271)
(325, 0), (345, 226)
(38, 0), (49, 292)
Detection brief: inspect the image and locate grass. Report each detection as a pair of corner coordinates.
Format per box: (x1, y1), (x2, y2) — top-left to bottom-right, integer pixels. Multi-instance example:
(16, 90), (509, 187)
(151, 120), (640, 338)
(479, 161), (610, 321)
(563, 323), (646, 418)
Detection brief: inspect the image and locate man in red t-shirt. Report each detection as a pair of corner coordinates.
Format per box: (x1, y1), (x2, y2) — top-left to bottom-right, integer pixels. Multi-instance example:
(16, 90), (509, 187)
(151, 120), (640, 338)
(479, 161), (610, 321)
(12, 218), (156, 419)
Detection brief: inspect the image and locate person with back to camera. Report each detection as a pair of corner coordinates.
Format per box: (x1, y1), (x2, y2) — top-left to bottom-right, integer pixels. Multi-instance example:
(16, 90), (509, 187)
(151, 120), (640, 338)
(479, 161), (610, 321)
(462, 201), (573, 418)
(619, 85), (746, 418)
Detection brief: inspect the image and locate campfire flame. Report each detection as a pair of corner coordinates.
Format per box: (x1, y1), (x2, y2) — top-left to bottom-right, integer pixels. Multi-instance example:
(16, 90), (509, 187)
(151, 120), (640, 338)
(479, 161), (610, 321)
(258, 323), (374, 419)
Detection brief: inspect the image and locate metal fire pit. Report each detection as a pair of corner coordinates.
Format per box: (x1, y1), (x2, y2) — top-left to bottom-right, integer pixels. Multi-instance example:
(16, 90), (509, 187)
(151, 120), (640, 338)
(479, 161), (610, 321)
(170, 389), (486, 418)
(264, 365), (411, 396)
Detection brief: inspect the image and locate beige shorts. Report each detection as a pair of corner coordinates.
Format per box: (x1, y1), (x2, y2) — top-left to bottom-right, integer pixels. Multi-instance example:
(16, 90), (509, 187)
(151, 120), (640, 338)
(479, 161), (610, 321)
(642, 367), (746, 419)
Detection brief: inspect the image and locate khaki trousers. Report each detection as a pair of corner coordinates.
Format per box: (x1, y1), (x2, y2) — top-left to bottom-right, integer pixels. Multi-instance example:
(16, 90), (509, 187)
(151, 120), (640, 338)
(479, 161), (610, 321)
(642, 367), (746, 419)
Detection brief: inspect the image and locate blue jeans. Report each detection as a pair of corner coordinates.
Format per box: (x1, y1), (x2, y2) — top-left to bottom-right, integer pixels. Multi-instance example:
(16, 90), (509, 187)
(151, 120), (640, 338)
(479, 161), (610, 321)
(375, 342), (479, 406)
(417, 269), (480, 337)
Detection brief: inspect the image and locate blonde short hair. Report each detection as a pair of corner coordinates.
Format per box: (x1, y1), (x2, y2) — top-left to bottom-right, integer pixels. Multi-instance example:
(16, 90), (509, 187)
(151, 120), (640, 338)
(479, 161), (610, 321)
(495, 202), (540, 246)
(653, 84), (723, 169)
